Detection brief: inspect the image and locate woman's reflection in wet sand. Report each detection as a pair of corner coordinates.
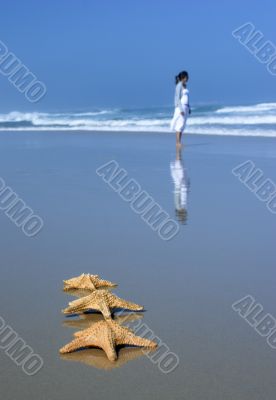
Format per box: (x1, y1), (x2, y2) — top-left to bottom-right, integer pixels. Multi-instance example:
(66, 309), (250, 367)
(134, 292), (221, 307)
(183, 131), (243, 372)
(170, 146), (189, 224)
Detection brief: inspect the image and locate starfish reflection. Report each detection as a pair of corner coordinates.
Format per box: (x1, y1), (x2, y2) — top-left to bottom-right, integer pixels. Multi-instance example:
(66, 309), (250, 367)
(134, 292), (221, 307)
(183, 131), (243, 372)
(60, 346), (155, 370)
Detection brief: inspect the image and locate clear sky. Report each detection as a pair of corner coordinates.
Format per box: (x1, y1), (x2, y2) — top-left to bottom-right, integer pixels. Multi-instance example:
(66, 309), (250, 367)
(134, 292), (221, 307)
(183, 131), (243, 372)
(0, 0), (275, 111)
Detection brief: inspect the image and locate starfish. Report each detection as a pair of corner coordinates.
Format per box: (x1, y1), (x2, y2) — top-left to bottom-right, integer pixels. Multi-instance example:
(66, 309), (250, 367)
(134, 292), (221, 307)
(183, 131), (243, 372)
(62, 289), (143, 319)
(63, 273), (117, 291)
(59, 319), (157, 361)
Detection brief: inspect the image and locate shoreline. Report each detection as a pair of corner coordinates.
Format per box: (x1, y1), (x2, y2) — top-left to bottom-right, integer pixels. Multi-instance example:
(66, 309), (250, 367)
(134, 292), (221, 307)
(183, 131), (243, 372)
(0, 129), (276, 139)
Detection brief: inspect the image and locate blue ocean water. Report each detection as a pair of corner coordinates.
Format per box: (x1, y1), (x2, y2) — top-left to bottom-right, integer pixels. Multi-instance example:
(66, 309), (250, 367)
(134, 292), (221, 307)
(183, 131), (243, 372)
(0, 102), (276, 136)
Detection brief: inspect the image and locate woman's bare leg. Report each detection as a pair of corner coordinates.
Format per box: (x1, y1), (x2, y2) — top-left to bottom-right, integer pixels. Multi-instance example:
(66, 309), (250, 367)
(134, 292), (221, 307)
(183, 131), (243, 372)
(176, 131), (182, 147)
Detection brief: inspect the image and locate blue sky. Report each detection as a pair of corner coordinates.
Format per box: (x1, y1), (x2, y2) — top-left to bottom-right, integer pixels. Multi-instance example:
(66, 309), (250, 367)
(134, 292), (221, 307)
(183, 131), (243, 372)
(0, 0), (275, 111)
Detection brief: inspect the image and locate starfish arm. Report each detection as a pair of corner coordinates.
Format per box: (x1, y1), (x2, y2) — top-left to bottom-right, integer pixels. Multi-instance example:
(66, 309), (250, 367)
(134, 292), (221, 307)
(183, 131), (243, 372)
(118, 332), (157, 349)
(62, 304), (78, 315)
(59, 338), (86, 354)
(97, 278), (117, 288)
(109, 294), (144, 312)
(87, 276), (97, 290)
(62, 297), (86, 314)
(73, 321), (105, 339)
(60, 333), (103, 354)
(63, 274), (84, 290)
(98, 299), (112, 320)
(99, 328), (117, 361)
(62, 295), (100, 315)
(74, 330), (87, 338)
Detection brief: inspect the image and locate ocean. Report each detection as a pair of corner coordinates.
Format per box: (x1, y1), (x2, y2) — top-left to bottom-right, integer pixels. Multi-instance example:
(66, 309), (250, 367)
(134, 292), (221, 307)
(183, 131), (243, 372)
(0, 102), (276, 137)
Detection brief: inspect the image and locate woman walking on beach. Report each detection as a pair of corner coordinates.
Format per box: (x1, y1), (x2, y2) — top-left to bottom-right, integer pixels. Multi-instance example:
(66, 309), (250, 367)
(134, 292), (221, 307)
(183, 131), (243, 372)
(170, 71), (190, 147)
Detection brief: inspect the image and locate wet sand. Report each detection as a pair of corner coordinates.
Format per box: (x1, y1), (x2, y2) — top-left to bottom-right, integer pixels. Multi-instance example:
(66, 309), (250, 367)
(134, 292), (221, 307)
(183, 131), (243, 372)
(0, 131), (276, 399)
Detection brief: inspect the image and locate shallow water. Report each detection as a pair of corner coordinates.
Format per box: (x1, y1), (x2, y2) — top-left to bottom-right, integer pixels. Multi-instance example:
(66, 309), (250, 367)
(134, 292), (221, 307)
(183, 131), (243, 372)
(0, 131), (276, 400)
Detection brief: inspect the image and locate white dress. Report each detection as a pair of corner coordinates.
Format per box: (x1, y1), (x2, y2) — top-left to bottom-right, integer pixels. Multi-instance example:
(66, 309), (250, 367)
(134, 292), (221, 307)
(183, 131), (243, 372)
(170, 88), (189, 133)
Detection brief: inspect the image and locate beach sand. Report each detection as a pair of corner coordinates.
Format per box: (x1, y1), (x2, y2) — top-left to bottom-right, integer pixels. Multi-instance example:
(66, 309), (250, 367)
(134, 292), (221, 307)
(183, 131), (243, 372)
(0, 131), (276, 399)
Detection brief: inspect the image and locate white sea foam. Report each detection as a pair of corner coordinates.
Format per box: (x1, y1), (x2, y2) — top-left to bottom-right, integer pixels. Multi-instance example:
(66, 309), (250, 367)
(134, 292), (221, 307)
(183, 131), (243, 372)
(0, 103), (275, 137)
(188, 115), (276, 125)
(215, 103), (276, 114)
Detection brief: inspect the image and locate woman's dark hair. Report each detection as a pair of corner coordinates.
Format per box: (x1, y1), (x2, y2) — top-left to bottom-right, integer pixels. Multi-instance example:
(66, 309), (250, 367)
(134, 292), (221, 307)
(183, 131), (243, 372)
(175, 70), (189, 85)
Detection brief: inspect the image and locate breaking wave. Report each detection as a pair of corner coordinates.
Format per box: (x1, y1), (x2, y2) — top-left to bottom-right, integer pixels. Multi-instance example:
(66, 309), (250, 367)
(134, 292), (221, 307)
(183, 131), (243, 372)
(0, 103), (275, 137)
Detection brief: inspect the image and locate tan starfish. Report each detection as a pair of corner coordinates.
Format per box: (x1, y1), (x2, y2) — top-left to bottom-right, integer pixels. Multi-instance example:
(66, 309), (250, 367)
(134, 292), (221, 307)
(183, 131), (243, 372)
(59, 319), (157, 361)
(63, 273), (117, 291)
(62, 289), (143, 319)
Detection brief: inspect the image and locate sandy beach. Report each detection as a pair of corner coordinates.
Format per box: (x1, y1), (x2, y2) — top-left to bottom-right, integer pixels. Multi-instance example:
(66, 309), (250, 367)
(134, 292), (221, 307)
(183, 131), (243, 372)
(0, 130), (276, 399)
